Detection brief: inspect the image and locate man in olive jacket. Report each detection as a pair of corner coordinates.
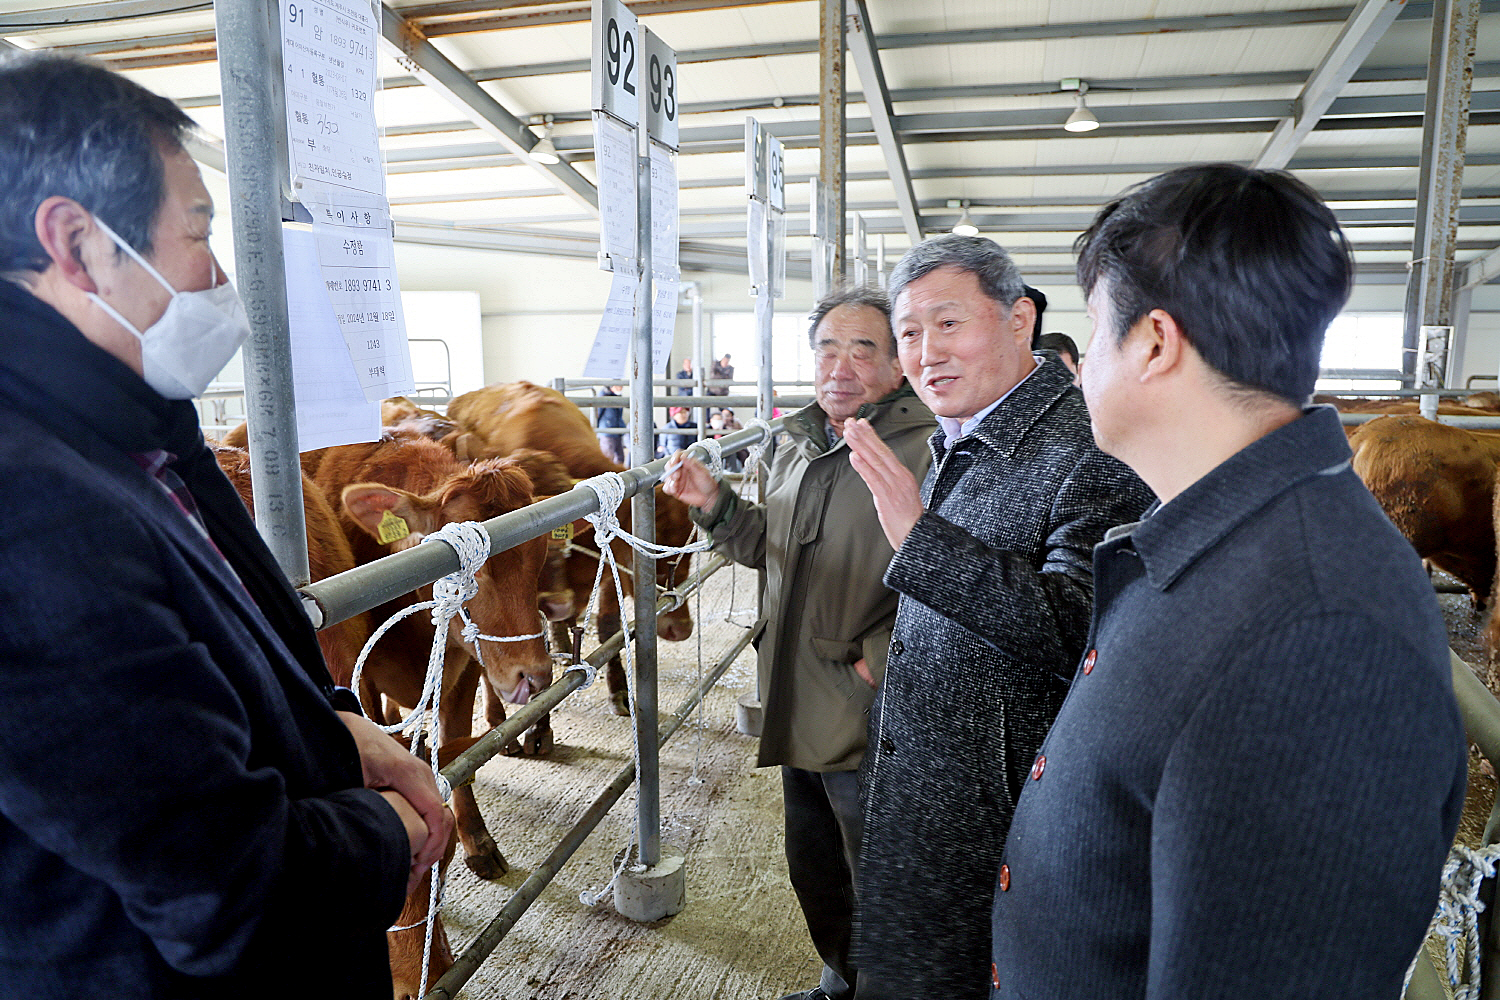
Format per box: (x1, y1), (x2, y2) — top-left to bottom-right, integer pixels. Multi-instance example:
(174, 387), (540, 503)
(665, 287), (935, 1000)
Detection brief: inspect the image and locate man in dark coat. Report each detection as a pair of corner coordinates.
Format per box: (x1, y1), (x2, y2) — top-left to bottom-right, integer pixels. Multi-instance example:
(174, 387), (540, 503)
(991, 165), (1466, 998)
(0, 53), (449, 998)
(844, 236), (1154, 998)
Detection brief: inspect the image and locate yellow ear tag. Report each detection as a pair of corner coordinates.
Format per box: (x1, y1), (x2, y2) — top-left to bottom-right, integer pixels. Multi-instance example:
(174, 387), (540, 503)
(550, 522), (575, 542)
(377, 509), (410, 544)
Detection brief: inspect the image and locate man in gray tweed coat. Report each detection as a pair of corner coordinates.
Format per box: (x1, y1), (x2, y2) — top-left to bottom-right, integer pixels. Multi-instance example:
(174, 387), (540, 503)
(844, 235), (1154, 999)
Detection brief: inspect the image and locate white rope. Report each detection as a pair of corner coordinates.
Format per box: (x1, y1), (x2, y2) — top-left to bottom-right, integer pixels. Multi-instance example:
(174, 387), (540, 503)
(347, 520), (549, 998)
(1405, 842), (1500, 998)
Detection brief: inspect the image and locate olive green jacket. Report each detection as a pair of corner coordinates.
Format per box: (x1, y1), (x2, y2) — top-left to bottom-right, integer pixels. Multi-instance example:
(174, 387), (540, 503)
(692, 383), (935, 771)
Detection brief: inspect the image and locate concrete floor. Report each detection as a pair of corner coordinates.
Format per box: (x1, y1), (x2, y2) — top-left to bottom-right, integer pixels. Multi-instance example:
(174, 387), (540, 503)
(439, 557), (819, 1000)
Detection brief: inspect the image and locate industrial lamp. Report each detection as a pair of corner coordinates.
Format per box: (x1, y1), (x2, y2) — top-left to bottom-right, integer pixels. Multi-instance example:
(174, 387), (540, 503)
(530, 114), (561, 164)
(952, 202), (979, 237)
(1063, 80), (1099, 133)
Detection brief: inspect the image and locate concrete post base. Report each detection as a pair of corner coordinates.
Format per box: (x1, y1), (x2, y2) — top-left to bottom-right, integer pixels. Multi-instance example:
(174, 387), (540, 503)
(614, 844), (687, 922)
(736, 692), (763, 737)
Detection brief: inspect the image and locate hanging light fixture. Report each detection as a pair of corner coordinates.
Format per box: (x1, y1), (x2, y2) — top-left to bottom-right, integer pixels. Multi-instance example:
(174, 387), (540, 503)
(530, 114), (561, 164)
(952, 201), (979, 237)
(1064, 81), (1100, 133)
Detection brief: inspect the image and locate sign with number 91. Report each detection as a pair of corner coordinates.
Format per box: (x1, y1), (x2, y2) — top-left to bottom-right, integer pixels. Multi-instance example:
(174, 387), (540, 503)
(591, 0), (639, 125)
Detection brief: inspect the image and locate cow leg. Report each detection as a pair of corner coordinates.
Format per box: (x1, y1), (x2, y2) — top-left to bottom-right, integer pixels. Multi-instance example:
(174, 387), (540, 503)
(439, 658), (507, 879)
(599, 609), (630, 717)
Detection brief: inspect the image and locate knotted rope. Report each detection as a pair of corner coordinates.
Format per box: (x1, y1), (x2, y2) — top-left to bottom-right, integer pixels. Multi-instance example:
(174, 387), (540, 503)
(1405, 842), (1500, 998)
(347, 520), (548, 999)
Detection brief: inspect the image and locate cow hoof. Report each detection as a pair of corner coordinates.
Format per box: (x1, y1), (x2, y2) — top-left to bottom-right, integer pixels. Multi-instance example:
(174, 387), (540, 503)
(465, 849), (508, 880)
(610, 691), (631, 717)
(500, 738), (525, 757)
(522, 727), (554, 756)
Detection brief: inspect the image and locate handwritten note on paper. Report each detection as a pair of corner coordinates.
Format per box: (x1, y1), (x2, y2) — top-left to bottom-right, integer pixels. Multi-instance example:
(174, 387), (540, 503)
(582, 270), (639, 379)
(651, 278), (679, 375)
(281, 225), (381, 451)
(650, 142), (678, 278)
(281, 0), (383, 198)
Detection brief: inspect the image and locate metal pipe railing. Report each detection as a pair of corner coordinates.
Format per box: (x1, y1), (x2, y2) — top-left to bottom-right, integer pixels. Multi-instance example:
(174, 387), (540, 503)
(426, 616), (762, 1000)
(439, 554), (730, 790)
(297, 421), (780, 629)
(1339, 412), (1500, 428)
(567, 394), (812, 409)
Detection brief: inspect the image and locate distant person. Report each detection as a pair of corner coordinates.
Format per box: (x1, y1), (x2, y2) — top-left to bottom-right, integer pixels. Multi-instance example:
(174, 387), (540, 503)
(660, 405), (696, 455)
(1023, 283), (1047, 342)
(674, 357), (694, 396)
(595, 384), (625, 463)
(709, 353), (734, 396)
(1035, 331), (1080, 383)
(991, 163), (1466, 999)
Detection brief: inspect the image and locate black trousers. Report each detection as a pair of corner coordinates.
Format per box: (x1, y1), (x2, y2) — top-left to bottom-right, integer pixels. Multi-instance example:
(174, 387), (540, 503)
(782, 766), (864, 1000)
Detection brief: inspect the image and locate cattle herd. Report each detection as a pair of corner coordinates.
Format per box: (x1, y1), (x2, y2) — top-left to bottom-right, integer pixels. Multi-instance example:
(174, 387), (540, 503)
(214, 383), (1500, 995)
(215, 381), (699, 997)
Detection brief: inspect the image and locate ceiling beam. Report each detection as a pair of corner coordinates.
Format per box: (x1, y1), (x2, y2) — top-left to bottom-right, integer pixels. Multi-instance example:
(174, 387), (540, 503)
(1460, 244), (1500, 289)
(1255, 0), (1405, 169)
(845, 0), (921, 244)
(377, 2), (598, 215)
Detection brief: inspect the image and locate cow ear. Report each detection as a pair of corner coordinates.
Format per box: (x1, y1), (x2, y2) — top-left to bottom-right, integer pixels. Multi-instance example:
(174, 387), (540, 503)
(341, 483), (441, 542)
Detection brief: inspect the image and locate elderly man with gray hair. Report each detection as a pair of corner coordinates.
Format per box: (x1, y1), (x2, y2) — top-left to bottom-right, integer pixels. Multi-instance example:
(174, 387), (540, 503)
(842, 235), (1154, 998)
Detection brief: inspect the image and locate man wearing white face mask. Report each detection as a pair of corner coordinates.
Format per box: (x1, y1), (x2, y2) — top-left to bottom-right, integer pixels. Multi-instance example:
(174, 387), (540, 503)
(0, 53), (449, 998)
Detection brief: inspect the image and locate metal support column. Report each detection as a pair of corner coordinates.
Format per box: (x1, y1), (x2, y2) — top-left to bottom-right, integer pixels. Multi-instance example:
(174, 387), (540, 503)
(630, 135), (661, 871)
(214, 0), (310, 586)
(1402, 0), (1479, 383)
(689, 282), (708, 441)
(818, 0), (846, 290)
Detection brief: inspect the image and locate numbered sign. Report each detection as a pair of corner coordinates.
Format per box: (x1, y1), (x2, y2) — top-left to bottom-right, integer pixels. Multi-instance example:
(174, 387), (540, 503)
(643, 28), (678, 149)
(281, 0), (383, 197)
(591, 0), (639, 126)
(766, 130), (785, 212)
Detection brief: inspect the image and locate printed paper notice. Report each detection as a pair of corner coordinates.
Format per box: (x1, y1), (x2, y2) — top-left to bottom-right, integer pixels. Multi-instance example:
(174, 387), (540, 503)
(582, 271), (638, 379)
(281, 0), (384, 197)
(651, 278), (678, 375)
(301, 188), (415, 402)
(650, 142), (678, 278)
(281, 225), (380, 450)
(595, 111), (639, 268)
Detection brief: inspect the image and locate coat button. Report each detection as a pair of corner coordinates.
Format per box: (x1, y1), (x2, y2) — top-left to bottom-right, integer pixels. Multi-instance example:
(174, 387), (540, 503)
(880, 737), (895, 753)
(1083, 649), (1097, 675)
(999, 864), (1011, 891)
(890, 639), (904, 656)
(992, 963), (1001, 989)
(1031, 755), (1046, 780)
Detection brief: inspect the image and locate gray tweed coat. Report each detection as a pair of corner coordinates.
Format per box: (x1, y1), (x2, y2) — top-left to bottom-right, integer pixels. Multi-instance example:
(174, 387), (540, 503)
(854, 355), (1156, 1000)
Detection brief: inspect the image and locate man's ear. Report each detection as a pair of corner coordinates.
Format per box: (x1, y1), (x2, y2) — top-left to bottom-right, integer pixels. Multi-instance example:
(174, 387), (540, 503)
(33, 196), (101, 293)
(1011, 296), (1037, 340)
(1140, 308), (1189, 380)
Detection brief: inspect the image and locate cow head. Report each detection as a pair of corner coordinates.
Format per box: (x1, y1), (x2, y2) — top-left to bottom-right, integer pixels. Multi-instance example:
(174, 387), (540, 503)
(654, 489), (695, 641)
(341, 457), (552, 705)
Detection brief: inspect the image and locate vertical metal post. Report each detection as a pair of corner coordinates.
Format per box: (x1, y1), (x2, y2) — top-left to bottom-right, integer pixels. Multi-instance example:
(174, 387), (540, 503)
(1418, 326), (1452, 419)
(689, 282), (708, 441)
(818, 0), (846, 288)
(1451, 284), (1474, 385)
(1402, 0), (1479, 383)
(631, 134), (661, 871)
(214, 0), (310, 586)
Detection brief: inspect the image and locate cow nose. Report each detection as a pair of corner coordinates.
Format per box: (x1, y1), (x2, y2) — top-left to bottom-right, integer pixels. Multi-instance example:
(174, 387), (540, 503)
(659, 618), (693, 642)
(540, 593), (575, 621)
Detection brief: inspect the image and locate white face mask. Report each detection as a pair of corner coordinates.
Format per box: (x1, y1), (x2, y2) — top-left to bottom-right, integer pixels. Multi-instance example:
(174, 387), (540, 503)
(85, 217), (250, 400)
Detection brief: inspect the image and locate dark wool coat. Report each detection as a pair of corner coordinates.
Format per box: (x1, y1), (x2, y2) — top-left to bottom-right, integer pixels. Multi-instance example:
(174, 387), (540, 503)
(991, 407), (1467, 999)
(0, 279), (409, 998)
(855, 356), (1156, 1000)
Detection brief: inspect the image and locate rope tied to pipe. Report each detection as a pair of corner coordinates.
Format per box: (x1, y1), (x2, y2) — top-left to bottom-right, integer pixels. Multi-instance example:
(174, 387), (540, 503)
(1404, 842), (1500, 998)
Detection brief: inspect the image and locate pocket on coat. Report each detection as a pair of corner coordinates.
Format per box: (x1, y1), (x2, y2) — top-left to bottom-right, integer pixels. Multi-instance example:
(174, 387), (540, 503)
(811, 636), (865, 699)
(792, 484), (829, 544)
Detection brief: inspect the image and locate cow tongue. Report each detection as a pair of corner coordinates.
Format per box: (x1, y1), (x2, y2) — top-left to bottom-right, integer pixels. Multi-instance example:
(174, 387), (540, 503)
(502, 679), (532, 705)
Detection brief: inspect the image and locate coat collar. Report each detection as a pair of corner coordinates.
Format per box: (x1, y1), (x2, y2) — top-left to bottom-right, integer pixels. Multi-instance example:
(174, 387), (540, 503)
(1118, 405), (1353, 591)
(929, 353), (1077, 461)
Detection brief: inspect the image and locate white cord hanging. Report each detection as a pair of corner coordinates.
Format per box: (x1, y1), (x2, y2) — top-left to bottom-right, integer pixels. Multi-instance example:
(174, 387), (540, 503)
(1405, 842), (1500, 999)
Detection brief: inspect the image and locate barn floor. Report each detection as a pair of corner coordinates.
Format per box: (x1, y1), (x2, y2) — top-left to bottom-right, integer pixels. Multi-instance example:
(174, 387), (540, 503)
(424, 563), (1500, 1000)
(440, 556), (818, 1000)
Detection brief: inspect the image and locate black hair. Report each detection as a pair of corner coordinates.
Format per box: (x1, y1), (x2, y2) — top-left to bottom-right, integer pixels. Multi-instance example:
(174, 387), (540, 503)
(1024, 284), (1048, 342)
(1036, 332), (1079, 365)
(0, 51), (193, 275)
(887, 234), (1026, 311)
(1075, 163), (1353, 406)
(807, 285), (895, 355)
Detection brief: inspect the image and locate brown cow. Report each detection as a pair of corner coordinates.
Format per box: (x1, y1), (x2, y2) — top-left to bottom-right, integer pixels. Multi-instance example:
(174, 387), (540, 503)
(210, 445), (370, 687)
(303, 434), (551, 879)
(1349, 415), (1498, 603)
(446, 381), (697, 715)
